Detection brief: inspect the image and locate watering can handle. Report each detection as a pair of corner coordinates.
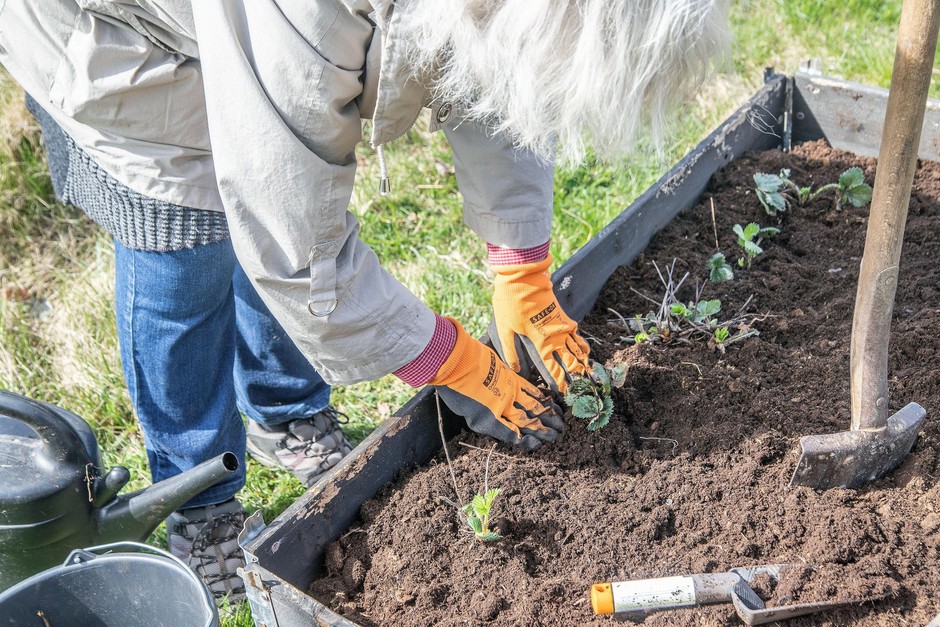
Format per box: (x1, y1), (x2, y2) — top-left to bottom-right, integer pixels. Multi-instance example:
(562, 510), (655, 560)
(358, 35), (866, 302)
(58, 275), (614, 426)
(2, 391), (87, 465)
(850, 0), (940, 430)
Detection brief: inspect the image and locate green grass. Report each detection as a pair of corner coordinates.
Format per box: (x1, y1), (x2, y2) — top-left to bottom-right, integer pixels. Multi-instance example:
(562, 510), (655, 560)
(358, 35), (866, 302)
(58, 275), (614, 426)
(0, 3), (936, 624)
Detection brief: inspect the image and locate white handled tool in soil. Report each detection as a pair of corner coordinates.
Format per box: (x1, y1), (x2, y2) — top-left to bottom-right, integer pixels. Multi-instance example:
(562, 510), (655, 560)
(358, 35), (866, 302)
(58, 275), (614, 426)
(590, 564), (885, 625)
(790, 0), (937, 489)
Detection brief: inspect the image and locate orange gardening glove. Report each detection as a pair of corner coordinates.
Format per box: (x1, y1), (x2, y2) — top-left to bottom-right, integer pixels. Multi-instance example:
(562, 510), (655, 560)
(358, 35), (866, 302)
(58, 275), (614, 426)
(490, 254), (592, 394)
(430, 318), (563, 450)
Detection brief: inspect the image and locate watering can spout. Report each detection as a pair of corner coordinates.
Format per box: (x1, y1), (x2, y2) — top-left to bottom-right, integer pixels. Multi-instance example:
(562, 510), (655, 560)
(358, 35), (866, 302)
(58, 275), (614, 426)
(96, 452), (239, 543)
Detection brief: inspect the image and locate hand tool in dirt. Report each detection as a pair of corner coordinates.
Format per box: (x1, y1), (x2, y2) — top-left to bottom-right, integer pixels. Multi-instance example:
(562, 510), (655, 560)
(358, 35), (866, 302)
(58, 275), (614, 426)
(789, 0), (937, 489)
(590, 564), (886, 624)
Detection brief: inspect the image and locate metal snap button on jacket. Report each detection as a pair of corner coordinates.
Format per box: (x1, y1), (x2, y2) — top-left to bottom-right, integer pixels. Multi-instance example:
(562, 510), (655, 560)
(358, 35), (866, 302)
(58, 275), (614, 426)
(436, 103), (452, 124)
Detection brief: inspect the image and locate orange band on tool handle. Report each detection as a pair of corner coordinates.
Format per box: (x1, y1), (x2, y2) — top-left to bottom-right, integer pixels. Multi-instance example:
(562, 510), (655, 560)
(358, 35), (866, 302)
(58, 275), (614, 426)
(591, 583), (614, 615)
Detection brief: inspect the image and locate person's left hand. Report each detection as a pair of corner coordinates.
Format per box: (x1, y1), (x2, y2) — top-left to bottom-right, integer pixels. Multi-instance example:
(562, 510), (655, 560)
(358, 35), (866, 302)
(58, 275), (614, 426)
(490, 254), (592, 394)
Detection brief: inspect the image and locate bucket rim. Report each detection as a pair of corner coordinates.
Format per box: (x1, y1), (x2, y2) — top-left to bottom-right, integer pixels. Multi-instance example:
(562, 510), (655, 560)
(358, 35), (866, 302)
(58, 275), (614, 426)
(1, 541), (217, 627)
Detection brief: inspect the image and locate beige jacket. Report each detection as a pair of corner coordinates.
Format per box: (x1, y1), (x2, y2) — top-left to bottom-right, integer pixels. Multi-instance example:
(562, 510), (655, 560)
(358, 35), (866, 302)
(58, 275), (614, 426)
(0, 0), (554, 383)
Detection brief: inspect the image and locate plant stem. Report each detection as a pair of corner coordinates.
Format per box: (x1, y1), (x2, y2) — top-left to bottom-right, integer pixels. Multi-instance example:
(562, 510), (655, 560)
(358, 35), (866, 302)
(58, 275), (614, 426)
(435, 390), (462, 504)
(808, 183), (839, 203)
(710, 197), (720, 251)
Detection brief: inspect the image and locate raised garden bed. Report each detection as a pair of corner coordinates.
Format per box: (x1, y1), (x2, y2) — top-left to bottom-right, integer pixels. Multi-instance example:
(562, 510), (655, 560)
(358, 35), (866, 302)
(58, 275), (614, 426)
(238, 71), (940, 627)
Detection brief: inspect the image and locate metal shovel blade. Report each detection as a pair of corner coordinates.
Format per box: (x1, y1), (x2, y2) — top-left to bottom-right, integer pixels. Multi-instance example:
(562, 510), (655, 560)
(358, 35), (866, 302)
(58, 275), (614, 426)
(790, 402), (925, 489)
(730, 580), (886, 626)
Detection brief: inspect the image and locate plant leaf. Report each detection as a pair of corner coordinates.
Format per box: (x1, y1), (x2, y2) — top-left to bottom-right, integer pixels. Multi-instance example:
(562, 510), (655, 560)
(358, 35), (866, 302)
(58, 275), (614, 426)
(697, 299), (722, 318)
(592, 362), (610, 388)
(483, 488), (501, 511)
(707, 252), (725, 268)
(758, 190), (787, 215)
(758, 226), (780, 239)
(609, 364), (627, 388)
(753, 172), (783, 191)
(588, 413), (610, 431)
(670, 303), (691, 318)
(467, 515), (483, 534)
(471, 493), (487, 518)
(743, 240), (763, 256)
(572, 395), (602, 419)
(733, 224), (747, 241)
(588, 398), (612, 431)
(476, 531), (502, 542)
(831, 168), (872, 208)
(714, 326), (730, 343)
(711, 265), (734, 282)
(743, 222), (760, 240)
(838, 166), (865, 189)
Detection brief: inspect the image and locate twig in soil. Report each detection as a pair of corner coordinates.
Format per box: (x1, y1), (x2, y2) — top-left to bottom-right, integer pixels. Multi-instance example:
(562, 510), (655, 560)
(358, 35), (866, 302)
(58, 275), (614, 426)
(638, 436), (679, 453)
(680, 361), (703, 376)
(435, 391), (462, 504)
(607, 307), (630, 328)
(457, 441), (516, 461)
(483, 444), (496, 494)
(710, 197), (720, 252)
(340, 528), (367, 540)
(580, 331), (604, 345)
(37, 611), (50, 627)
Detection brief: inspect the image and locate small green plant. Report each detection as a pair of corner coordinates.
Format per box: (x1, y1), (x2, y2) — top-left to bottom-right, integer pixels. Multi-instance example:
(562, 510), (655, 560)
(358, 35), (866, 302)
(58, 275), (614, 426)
(670, 299), (722, 324)
(733, 222), (780, 269)
(753, 167), (872, 216)
(710, 324), (759, 353)
(714, 326), (731, 345)
(820, 166), (874, 210)
(615, 259), (761, 353)
(707, 252), (734, 282)
(461, 488), (503, 542)
(565, 361), (627, 431)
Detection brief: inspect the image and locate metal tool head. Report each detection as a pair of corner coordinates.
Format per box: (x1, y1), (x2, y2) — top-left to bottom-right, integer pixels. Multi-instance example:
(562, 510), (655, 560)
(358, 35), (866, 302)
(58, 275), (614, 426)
(730, 579), (881, 626)
(790, 402), (926, 489)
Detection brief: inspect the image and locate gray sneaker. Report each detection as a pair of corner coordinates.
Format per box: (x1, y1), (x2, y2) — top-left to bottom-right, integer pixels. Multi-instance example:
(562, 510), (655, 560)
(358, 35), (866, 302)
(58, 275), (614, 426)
(166, 498), (246, 603)
(246, 407), (353, 487)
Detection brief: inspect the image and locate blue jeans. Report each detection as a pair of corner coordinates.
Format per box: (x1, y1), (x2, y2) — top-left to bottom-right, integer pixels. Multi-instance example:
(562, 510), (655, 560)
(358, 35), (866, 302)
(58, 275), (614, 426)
(114, 238), (331, 508)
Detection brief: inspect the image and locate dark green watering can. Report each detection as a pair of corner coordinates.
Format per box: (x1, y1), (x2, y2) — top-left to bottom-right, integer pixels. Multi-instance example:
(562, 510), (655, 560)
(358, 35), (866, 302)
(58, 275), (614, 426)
(0, 389), (238, 592)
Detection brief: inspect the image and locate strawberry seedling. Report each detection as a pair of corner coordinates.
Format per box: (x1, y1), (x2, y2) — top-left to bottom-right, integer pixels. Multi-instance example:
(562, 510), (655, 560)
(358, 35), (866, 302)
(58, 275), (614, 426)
(733, 222), (779, 269)
(564, 361), (627, 431)
(754, 167), (872, 216)
(461, 488), (503, 542)
(707, 252), (734, 282)
(613, 259), (762, 351)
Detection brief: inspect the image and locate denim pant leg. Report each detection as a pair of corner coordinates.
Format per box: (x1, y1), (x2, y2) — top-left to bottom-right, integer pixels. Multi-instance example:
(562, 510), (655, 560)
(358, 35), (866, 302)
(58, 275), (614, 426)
(114, 238), (246, 508)
(232, 263), (332, 427)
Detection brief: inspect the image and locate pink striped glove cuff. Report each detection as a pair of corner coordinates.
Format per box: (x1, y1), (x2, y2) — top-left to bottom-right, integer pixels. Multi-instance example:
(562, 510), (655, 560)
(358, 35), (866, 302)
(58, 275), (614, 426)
(486, 241), (550, 266)
(394, 314), (458, 387)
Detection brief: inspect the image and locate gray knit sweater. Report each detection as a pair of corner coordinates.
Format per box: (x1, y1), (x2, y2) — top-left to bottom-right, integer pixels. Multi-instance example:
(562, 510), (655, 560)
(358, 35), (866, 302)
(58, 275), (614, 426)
(26, 95), (229, 252)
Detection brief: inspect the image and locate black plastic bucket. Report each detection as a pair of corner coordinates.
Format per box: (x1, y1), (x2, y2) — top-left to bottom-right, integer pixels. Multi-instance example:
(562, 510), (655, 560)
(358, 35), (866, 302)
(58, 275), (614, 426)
(0, 542), (218, 626)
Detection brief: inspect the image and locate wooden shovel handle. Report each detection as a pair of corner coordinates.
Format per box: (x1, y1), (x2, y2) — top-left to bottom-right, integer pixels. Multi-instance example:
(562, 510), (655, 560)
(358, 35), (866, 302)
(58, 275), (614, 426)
(851, 0), (940, 430)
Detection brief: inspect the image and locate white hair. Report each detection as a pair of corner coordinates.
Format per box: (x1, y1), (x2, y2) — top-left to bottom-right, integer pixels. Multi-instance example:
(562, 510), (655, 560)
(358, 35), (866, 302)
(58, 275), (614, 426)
(397, 0), (731, 165)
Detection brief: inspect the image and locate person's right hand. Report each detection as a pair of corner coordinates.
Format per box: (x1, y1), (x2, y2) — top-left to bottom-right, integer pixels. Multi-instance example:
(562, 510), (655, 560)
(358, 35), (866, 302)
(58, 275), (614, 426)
(429, 318), (563, 450)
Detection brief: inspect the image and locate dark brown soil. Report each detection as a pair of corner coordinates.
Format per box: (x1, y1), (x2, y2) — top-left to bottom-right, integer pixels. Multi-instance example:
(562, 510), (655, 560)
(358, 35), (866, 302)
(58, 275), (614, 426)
(309, 141), (940, 626)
